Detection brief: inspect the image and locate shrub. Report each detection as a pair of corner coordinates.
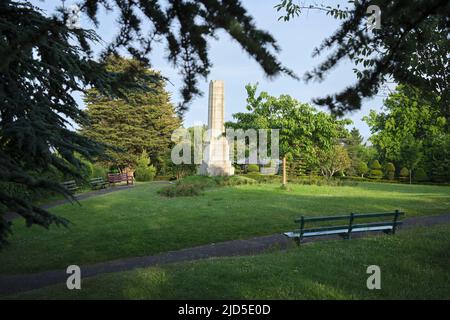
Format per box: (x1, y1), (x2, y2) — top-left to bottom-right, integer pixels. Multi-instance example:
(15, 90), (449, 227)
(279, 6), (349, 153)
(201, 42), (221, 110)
(370, 160), (382, 170)
(181, 175), (218, 188)
(158, 175), (258, 197)
(92, 165), (108, 179)
(414, 167), (428, 182)
(399, 167), (410, 181)
(247, 164), (259, 173)
(214, 175), (256, 186)
(357, 161), (368, 177)
(370, 169), (383, 179)
(158, 183), (201, 197)
(154, 175), (174, 181)
(134, 151), (156, 182)
(245, 173), (280, 184)
(289, 176), (355, 187)
(135, 165), (156, 182)
(385, 162), (396, 180)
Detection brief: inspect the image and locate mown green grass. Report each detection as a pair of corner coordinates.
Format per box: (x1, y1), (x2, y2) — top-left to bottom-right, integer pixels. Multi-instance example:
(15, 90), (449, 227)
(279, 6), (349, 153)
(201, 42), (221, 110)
(5, 224), (450, 299)
(1, 181), (449, 274)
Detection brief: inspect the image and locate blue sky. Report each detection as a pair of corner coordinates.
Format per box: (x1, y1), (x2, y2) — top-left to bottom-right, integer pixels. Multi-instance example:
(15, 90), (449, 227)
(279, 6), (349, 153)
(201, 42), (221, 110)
(33, 0), (388, 140)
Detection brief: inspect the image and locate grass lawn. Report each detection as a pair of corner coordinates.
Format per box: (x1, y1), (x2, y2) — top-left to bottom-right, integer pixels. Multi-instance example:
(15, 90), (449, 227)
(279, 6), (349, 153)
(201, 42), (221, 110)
(1, 181), (449, 274)
(5, 224), (450, 299)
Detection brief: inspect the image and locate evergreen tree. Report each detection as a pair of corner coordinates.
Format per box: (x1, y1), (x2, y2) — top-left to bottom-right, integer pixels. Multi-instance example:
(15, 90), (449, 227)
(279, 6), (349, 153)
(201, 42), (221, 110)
(385, 162), (396, 180)
(369, 160), (383, 179)
(134, 151), (156, 182)
(345, 127), (364, 176)
(81, 56), (181, 172)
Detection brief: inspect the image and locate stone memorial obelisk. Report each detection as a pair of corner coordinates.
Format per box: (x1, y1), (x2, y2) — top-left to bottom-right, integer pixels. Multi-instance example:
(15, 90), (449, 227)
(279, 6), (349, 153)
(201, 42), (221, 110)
(199, 80), (234, 176)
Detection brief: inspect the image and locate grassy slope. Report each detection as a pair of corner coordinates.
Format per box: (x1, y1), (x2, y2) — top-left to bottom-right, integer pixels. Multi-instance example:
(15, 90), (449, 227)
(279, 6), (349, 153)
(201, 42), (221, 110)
(5, 224), (450, 300)
(1, 181), (449, 274)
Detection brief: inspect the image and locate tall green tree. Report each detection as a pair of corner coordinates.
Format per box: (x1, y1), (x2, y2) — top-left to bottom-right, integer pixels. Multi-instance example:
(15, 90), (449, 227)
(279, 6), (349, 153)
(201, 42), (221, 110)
(364, 85), (448, 182)
(317, 144), (351, 179)
(344, 127), (364, 176)
(0, 0), (293, 246)
(400, 137), (423, 184)
(227, 84), (351, 183)
(81, 56), (181, 172)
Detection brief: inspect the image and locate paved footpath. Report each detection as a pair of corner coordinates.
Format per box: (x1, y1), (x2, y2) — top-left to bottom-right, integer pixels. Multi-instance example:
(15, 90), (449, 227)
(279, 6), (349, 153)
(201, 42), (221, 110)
(1, 213), (450, 296)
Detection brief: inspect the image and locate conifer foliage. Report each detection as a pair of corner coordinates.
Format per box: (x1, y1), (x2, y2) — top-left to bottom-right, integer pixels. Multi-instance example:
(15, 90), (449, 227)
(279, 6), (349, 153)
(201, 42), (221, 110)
(276, 0), (450, 117)
(81, 56), (181, 171)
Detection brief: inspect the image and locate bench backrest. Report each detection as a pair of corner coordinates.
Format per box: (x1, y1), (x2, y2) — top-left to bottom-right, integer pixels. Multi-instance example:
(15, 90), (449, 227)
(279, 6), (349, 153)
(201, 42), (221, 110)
(90, 177), (105, 183)
(107, 173), (130, 183)
(60, 180), (78, 192)
(294, 210), (404, 237)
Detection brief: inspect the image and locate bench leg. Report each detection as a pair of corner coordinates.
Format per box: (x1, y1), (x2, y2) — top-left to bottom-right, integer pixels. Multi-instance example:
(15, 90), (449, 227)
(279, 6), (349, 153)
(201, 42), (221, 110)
(339, 233), (350, 240)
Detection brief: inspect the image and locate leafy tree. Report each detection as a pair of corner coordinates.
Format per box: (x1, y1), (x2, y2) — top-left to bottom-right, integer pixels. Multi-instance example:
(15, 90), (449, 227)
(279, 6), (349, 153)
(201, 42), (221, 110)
(227, 84), (350, 184)
(364, 85), (449, 183)
(414, 168), (428, 182)
(364, 85), (446, 162)
(317, 144), (351, 179)
(275, 0), (450, 117)
(400, 137), (423, 184)
(427, 133), (450, 182)
(358, 161), (369, 178)
(81, 56), (181, 172)
(0, 0), (292, 246)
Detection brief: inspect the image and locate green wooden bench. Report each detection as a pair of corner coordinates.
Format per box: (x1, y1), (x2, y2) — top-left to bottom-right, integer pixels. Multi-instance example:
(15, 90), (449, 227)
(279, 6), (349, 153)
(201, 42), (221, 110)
(60, 180), (79, 194)
(284, 210), (404, 245)
(90, 177), (108, 190)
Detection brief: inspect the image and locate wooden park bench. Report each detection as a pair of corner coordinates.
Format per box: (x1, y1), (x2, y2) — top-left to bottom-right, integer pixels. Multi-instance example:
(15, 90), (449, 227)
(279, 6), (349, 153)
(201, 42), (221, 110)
(284, 210), (404, 245)
(90, 177), (108, 190)
(60, 180), (79, 194)
(107, 173), (134, 186)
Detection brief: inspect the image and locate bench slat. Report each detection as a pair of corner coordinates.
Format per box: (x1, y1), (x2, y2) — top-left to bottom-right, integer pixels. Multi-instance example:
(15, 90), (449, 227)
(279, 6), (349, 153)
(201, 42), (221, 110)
(60, 180), (79, 193)
(353, 212), (404, 219)
(295, 215), (349, 223)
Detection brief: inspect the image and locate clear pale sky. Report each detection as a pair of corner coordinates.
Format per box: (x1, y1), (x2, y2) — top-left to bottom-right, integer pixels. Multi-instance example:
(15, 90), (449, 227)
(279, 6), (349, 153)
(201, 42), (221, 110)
(33, 0), (388, 140)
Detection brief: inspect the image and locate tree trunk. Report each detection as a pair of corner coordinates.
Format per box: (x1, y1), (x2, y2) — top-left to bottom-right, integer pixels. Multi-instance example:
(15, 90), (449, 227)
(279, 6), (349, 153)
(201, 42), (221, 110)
(282, 156), (287, 186)
(409, 169), (412, 184)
